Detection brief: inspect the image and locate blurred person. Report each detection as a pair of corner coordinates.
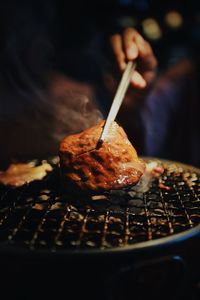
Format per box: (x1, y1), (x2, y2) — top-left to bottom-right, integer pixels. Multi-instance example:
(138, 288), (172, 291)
(109, 28), (200, 167)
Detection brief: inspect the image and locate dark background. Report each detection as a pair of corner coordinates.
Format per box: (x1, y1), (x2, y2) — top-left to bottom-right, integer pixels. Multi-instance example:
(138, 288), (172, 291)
(0, 0), (199, 166)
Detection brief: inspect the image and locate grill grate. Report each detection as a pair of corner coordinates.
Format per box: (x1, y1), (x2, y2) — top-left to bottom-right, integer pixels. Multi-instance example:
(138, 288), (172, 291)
(0, 158), (200, 251)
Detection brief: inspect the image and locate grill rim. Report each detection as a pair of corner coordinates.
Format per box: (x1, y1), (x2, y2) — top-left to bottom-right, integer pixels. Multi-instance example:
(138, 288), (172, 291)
(0, 224), (199, 258)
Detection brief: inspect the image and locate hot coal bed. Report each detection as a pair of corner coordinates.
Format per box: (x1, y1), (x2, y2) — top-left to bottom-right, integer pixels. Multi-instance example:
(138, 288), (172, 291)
(0, 157), (199, 300)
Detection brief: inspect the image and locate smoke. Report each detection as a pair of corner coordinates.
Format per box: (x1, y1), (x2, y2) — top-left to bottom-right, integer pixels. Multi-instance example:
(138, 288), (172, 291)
(0, 72), (103, 163)
(49, 82), (103, 141)
(0, 1), (106, 163)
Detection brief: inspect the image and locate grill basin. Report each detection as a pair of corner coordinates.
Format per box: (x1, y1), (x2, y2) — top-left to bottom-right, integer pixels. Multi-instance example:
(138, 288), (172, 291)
(0, 158), (200, 252)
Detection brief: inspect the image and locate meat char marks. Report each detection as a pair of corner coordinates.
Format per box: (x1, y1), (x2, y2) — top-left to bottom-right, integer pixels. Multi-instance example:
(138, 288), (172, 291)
(59, 120), (145, 191)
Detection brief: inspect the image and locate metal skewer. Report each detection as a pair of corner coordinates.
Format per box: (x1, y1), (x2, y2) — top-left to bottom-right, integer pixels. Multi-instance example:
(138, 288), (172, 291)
(100, 61), (137, 142)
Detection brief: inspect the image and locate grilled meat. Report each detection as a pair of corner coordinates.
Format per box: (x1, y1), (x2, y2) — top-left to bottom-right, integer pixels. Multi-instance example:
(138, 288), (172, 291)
(59, 120), (145, 191)
(0, 161), (52, 187)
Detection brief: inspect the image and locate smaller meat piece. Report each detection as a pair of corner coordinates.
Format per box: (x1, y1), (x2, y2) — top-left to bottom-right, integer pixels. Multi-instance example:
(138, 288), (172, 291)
(59, 120), (145, 191)
(0, 161), (52, 187)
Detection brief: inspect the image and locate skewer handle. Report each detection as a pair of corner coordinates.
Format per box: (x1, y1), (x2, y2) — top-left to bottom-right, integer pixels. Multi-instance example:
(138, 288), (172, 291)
(100, 61), (136, 141)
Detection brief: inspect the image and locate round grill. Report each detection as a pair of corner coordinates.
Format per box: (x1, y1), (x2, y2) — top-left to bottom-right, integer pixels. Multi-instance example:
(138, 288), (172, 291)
(0, 158), (200, 253)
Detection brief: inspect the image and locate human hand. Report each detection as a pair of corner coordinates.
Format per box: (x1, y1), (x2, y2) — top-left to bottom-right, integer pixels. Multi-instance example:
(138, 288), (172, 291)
(110, 28), (157, 88)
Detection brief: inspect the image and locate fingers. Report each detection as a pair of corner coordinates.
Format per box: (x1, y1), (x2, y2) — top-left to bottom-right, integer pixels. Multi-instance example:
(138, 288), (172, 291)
(142, 69), (157, 83)
(123, 28), (155, 68)
(110, 28), (157, 88)
(110, 34), (126, 71)
(134, 34), (157, 72)
(131, 70), (146, 89)
(134, 32), (151, 58)
(123, 30), (155, 87)
(123, 28), (139, 61)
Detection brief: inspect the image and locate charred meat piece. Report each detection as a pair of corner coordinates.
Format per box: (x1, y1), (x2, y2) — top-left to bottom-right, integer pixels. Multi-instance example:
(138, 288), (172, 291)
(59, 120), (145, 191)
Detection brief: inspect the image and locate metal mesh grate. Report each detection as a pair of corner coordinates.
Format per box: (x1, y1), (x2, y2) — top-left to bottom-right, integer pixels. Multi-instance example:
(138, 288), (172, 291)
(0, 158), (200, 251)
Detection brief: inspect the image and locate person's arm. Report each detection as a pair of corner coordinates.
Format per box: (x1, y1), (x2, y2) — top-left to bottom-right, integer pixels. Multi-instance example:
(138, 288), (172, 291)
(106, 28), (157, 153)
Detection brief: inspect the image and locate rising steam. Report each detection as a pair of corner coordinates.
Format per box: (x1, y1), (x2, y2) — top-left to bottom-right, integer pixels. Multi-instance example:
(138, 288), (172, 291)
(50, 89), (103, 142)
(0, 73), (103, 162)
